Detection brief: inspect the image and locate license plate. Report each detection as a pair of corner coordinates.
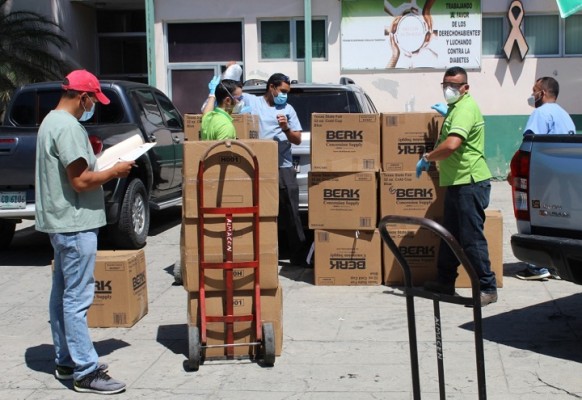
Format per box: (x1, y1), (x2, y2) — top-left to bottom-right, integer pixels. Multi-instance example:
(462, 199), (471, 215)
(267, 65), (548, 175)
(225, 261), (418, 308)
(0, 191), (26, 209)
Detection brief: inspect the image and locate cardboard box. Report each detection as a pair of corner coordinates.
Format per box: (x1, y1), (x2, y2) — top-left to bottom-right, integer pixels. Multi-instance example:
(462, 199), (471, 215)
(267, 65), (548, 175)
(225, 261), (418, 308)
(314, 229), (382, 286)
(308, 171), (377, 230)
(380, 112), (442, 172)
(187, 286), (283, 357)
(382, 210), (504, 288)
(232, 114), (259, 139)
(379, 171), (445, 220)
(311, 113), (381, 172)
(456, 209), (504, 288)
(184, 113), (259, 141)
(184, 114), (202, 141)
(182, 140), (279, 218)
(181, 217), (279, 291)
(88, 250), (148, 328)
(382, 225), (440, 286)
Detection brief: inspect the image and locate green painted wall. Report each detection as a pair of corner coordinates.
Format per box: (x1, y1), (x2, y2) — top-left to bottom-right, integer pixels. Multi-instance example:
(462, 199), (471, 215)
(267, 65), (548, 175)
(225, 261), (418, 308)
(483, 114), (582, 180)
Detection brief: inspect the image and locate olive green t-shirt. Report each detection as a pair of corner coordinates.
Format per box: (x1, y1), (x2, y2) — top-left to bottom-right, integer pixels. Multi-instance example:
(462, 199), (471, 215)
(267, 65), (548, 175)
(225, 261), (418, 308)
(35, 110), (106, 233)
(437, 93), (492, 186)
(201, 108), (236, 140)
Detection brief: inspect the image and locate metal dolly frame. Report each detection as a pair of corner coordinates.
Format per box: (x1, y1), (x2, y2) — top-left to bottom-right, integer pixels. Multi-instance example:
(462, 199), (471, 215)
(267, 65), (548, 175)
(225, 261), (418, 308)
(378, 215), (486, 400)
(187, 140), (275, 371)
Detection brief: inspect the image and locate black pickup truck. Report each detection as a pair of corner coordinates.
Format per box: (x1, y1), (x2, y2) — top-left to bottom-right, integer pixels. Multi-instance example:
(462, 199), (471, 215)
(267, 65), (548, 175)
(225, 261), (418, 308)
(0, 80), (184, 249)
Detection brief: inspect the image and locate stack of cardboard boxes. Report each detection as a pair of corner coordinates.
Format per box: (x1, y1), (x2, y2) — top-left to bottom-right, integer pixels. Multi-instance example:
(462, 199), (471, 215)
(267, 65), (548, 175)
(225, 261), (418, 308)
(378, 113), (504, 288)
(180, 138), (283, 358)
(308, 112), (504, 289)
(308, 113), (382, 286)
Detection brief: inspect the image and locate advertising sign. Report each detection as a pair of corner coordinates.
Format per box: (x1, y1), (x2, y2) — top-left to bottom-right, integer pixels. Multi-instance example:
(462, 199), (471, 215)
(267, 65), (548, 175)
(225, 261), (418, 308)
(341, 0), (482, 70)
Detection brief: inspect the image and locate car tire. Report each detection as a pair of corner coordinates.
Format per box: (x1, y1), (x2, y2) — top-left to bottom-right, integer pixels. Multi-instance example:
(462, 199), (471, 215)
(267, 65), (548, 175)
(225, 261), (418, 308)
(0, 220), (16, 250)
(109, 179), (150, 249)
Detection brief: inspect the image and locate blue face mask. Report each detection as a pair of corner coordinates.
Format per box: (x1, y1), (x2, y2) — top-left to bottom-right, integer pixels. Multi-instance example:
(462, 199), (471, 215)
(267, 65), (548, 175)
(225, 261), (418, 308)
(79, 97), (95, 122)
(273, 92), (287, 106)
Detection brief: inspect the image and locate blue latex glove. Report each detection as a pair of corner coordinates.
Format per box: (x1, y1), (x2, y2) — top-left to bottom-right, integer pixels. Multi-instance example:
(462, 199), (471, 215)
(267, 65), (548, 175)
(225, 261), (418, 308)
(208, 75), (220, 95)
(431, 102), (448, 116)
(416, 158), (430, 178)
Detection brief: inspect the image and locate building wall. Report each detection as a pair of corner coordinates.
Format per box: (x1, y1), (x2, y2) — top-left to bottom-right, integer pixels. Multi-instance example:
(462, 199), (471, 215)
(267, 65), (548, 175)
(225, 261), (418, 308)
(153, 0), (582, 178)
(7, 0), (97, 71)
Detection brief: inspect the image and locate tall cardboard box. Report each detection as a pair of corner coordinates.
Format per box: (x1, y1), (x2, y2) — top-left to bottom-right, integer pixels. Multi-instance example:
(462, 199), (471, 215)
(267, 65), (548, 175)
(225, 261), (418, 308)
(379, 171), (445, 221)
(311, 113), (381, 172)
(88, 249), (148, 328)
(182, 140), (279, 218)
(308, 171), (377, 230)
(382, 209), (504, 288)
(381, 112), (442, 172)
(184, 114), (259, 141)
(181, 216), (279, 291)
(184, 114), (202, 141)
(314, 229), (382, 286)
(187, 287), (283, 357)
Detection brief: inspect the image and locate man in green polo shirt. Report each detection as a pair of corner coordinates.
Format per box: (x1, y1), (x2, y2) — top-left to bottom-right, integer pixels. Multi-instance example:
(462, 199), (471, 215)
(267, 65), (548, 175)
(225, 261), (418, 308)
(201, 79), (244, 140)
(417, 66), (497, 307)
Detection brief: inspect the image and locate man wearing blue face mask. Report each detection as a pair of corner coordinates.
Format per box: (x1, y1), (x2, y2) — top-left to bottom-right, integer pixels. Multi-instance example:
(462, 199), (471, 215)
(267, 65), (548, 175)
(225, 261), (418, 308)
(35, 70), (132, 394)
(241, 73), (307, 266)
(514, 76), (575, 281)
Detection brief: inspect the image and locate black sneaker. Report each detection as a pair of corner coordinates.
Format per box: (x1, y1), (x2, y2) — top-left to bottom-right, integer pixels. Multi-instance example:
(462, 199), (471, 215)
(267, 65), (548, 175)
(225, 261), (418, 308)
(73, 368), (126, 395)
(423, 280), (455, 295)
(55, 362), (109, 381)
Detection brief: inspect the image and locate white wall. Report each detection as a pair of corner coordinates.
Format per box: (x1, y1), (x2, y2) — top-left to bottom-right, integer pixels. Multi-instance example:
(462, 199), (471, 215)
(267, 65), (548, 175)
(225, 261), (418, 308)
(154, 0), (582, 116)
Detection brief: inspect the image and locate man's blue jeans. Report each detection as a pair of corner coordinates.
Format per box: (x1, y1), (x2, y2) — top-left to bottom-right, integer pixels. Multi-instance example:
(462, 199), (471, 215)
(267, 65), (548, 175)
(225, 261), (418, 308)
(437, 180), (497, 293)
(49, 229), (99, 380)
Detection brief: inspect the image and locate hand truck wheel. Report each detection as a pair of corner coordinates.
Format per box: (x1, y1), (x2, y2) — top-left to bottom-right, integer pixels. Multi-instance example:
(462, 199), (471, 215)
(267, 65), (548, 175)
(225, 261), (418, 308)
(187, 325), (203, 371)
(261, 322), (276, 366)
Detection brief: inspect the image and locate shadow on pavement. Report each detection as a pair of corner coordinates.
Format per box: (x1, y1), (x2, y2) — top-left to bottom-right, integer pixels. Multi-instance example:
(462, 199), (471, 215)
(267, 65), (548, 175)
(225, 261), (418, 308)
(156, 324), (188, 357)
(460, 293), (582, 363)
(24, 338), (131, 376)
(0, 225), (52, 266)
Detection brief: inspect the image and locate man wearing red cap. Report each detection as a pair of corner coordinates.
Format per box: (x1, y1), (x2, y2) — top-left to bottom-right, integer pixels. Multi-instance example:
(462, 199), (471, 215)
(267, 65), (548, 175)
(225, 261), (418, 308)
(35, 70), (133, 394)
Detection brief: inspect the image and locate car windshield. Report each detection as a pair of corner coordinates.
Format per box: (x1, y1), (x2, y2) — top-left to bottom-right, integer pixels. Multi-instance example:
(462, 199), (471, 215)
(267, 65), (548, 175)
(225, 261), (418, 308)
(287, 90), (360, 131)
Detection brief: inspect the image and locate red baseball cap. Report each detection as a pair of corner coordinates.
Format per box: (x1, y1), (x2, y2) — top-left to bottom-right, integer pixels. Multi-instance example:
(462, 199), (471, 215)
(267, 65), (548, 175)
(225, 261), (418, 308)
(62, 69), (110, 105)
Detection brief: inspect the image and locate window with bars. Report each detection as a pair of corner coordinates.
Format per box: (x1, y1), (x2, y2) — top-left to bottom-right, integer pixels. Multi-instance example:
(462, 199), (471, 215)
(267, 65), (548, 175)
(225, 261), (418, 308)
(483, 13), (582, 57)
(260, 18), (327, 61)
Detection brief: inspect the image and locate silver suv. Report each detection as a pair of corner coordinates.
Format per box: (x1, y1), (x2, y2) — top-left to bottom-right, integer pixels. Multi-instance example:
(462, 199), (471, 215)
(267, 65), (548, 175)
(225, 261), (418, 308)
(243, 78), (378, 211)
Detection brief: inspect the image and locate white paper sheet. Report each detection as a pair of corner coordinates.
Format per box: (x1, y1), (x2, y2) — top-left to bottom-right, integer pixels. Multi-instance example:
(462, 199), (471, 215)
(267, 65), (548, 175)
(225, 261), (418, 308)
(96, 134), (156, 171)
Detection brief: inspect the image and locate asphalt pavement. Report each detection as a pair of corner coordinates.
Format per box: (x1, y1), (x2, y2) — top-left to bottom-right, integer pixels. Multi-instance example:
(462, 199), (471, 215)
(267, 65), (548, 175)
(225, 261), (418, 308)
(1, 181), (581, 399)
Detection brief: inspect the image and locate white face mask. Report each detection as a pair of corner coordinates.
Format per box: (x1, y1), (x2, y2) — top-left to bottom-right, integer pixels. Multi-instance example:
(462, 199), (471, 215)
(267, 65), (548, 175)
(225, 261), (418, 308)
(232, 100), (245, 114)
(443, 87), (461, 104)
(79, 97), (95, 121)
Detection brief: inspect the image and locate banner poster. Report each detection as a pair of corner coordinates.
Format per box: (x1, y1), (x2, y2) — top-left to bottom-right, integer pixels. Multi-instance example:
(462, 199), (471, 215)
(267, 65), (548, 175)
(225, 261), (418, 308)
(341, 0), (482, 70)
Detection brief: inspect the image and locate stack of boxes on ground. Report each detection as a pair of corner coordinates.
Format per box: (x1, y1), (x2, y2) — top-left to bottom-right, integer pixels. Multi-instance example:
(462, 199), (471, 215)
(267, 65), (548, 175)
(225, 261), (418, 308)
(309, 112), (503, 288)
(87, 249), (148, 328)
(180, 114), (283, 358)
(309, 113), (383, 286)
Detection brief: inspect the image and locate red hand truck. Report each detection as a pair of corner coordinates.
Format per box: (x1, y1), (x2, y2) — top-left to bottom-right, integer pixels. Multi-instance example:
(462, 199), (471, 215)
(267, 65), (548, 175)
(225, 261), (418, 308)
(187, 140), (276, 371)
(378, 215), (487, 400)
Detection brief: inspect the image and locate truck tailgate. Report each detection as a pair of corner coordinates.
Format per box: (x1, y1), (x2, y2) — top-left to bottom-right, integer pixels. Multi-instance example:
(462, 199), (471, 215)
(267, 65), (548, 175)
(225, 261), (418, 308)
(529, 137), (582, 231)
(0, 128), (37, 189)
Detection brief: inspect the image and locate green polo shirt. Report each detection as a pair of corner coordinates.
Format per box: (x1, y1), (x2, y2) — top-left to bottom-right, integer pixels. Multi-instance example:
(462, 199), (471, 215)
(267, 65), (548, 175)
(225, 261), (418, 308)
(201, 108), (236, 140)
(437, 93), (492, 186)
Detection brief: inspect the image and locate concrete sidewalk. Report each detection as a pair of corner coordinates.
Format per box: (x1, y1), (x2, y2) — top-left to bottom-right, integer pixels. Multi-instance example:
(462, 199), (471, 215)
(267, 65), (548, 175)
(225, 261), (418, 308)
(1, 181), (581, 399)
